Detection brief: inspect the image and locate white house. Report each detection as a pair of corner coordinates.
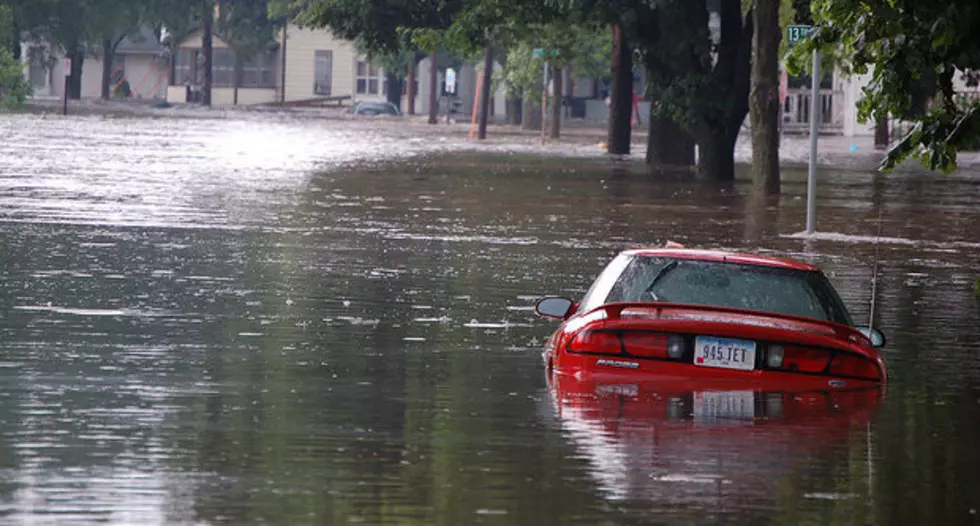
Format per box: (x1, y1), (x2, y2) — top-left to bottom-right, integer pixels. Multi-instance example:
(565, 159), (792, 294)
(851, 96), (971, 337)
(21, 28), (169, 100)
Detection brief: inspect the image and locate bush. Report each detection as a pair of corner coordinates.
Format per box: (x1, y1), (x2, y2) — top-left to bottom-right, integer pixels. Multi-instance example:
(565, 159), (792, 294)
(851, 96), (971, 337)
(0, 48), (30, 109)
(113, 79), (131, 99)
(0, 49), (29, 104)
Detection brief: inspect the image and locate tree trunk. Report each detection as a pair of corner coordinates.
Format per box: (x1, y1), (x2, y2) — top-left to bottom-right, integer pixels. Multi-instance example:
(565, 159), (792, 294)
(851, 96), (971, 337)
(406, 59), (416, 115)
(385, 71), (402, 110)
(647, 114), (695, 175)
(427, 51), (438, 124)
(477, 47), (493, 140)
(522, 93), (541, 130)
(694, 2), (753, 181)
(874, 114), (889, 149)
(608, 24), (632, 155)
(750, 0), (781, 195)
(549, 67), (562, 139)
(505, 96), (522, 125)
(697, 129), (738, 180)
(202, 0), (213, 107)
(10, 18), (21, 60)
(101, 39), (113, 100)
(69, 48), (84, 99)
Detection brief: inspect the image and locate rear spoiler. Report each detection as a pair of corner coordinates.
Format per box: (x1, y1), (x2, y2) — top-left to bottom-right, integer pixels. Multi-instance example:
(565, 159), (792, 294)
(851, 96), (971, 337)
(590, 302), (873, 346)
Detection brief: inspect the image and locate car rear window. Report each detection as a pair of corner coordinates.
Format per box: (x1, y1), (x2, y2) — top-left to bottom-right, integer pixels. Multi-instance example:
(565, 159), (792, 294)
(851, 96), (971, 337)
(600, 256), (853, 324)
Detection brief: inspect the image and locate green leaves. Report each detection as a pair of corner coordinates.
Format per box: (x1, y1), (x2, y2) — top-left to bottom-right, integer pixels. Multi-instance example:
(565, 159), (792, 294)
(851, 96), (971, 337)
(0, 47), (31, 109)
(795, 0), (980, 173)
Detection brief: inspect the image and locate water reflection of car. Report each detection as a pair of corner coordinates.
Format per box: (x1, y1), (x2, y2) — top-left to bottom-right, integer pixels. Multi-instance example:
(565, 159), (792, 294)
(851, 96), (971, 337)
(535, 248), (887, 389)
(549, 372), (881, 504)
(348, 101), (401, 116)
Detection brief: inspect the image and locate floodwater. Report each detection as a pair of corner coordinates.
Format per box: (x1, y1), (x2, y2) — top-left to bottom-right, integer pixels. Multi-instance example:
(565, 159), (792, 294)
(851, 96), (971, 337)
(0, 113), (978, 525)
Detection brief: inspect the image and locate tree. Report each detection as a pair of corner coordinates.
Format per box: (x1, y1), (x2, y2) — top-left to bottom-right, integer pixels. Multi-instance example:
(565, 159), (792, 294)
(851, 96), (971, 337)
(496, 21), (609, 137)
(791, 0), (980, 172)
(608, 23), (632, 155)
(202, 0), (213, 106)
(750, 0), (781, 194)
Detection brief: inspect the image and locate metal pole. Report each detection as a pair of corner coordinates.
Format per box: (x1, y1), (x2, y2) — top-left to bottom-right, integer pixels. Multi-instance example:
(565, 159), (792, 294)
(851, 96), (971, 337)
(805, 49), (821, 235)
(541, 61), (548, 142)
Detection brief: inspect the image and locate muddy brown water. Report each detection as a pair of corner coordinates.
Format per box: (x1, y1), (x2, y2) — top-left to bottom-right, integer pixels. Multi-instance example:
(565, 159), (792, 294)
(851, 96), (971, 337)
(1, 114), (978, 525)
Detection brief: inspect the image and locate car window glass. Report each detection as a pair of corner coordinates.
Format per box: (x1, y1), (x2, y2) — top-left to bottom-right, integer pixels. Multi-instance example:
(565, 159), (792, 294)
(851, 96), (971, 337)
(602, 257), (846, 323)
(578, 253), (634, 313)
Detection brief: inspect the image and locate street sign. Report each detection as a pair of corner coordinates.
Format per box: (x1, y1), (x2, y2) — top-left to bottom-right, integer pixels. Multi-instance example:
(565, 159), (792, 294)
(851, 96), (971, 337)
(787, 25), (815, 45)
(445, 68), (456, 94)
(532, 48), (560, 59)
(64, 58), (72, 75)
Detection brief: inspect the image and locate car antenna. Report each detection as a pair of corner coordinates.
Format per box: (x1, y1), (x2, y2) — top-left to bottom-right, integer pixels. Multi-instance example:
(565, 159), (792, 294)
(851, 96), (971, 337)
(868, 206), (884, 331)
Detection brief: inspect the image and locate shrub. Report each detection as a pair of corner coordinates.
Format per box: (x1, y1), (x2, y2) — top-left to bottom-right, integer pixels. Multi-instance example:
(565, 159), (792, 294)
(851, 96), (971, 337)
(0, 48), (30, 109)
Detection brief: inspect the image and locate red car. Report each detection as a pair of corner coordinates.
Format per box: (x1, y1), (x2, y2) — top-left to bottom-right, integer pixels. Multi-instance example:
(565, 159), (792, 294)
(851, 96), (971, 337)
(535, 248), (887, 389)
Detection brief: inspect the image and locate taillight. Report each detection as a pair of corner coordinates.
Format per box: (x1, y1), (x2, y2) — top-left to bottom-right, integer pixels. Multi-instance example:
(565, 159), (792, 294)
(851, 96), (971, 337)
(568, 331), (622, 354)
(828, 354), (880, 380)
(782, 346), (832, 373)
(621, 333), (668, 358)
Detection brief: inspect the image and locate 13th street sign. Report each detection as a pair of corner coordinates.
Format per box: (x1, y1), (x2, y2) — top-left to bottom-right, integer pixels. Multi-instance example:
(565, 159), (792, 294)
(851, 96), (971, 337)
(787, 25), (815, 45)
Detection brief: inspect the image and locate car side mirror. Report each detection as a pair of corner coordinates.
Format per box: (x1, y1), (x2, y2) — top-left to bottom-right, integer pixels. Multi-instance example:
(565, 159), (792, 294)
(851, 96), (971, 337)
(858, 327), (887, 348)
(536, 297), (574, 319)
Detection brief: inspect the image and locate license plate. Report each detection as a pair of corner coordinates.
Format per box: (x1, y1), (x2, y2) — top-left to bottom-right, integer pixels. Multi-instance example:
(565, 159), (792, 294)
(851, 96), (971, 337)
(694, 336), (756, 371)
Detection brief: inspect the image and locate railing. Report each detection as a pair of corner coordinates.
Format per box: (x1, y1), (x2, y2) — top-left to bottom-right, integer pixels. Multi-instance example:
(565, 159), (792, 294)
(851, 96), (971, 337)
(781, 89), (844, 134)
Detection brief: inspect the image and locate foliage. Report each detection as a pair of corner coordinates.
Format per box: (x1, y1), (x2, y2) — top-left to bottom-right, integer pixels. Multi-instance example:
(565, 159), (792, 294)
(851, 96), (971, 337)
(271, 0), (462, 54)
(0, 47), (30, 109)
(0, 4), (17, 55)
(219, 0), (281, 62)
(788, 0), (980, 173)
(111, 67), (131, 98)
(975, 278), (980, 298)
(499, 23), (610, 100)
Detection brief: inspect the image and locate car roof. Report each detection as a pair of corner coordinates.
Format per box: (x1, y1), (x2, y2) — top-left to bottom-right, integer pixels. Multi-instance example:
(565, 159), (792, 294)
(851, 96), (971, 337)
(622, 248), (819, 272)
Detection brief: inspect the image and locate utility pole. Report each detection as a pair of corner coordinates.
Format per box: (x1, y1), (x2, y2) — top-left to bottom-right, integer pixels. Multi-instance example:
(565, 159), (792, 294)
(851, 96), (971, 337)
(62, 57), (70, 116)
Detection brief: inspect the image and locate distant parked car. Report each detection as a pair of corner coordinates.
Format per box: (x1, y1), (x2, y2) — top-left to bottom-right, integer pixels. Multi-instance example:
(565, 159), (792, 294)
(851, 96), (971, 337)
(349, 101), (401, 116)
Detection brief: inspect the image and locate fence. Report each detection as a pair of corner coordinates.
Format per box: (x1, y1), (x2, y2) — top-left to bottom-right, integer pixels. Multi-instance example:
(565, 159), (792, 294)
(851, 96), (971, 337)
(781, 88), (844, 134)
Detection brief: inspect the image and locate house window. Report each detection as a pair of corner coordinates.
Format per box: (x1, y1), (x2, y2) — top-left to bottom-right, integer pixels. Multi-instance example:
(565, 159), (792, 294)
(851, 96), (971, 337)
(171, 48), (276, 88)
(212, 48), (235, 87)
(356, 60), (379, 95)
(315, 50), (332, 95)
(28, 60), (48, 90)
(241, 50), (276, 88)
(172, 48), (197, 85)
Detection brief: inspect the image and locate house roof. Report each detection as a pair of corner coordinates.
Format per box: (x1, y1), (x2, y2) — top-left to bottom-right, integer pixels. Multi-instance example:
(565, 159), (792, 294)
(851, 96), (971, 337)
(116, 28), (166, 55)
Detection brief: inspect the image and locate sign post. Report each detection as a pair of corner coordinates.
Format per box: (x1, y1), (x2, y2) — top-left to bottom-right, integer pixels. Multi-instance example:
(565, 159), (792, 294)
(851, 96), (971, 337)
(787, 25), (819, 235)
(444, 68), (456, 124)
(63, 58), (71, 116)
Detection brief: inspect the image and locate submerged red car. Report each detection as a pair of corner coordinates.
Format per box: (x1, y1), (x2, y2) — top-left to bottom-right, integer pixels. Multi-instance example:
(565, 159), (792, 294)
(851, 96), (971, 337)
(535, 248), (887, 389)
